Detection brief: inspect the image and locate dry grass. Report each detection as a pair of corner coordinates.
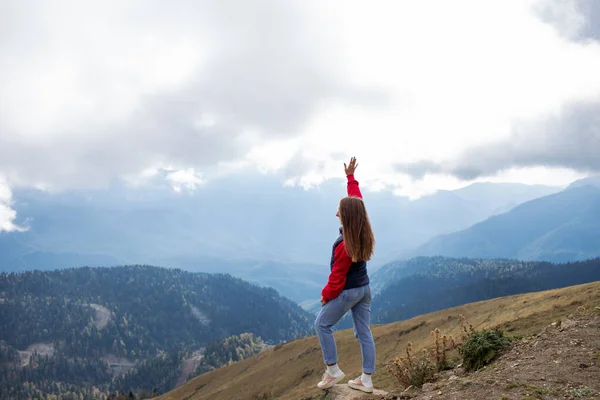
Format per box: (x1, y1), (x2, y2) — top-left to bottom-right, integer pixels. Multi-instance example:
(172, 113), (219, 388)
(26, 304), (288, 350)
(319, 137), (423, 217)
(157, 281), (600, 400)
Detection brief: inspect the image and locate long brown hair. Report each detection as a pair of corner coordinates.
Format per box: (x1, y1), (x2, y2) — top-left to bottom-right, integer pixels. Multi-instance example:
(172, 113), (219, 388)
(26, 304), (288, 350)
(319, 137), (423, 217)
(339, 196), (375, 262)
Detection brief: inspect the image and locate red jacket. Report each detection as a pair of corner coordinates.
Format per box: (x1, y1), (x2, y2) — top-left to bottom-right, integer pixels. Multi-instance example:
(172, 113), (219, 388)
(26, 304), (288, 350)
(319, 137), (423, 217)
(321, 174), (363, 302)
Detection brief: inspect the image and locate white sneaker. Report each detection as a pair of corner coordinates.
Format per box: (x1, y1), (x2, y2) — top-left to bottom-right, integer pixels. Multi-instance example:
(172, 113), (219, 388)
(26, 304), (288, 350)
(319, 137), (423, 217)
(348, 377), (373, 393)
(317, 371), (346, 389)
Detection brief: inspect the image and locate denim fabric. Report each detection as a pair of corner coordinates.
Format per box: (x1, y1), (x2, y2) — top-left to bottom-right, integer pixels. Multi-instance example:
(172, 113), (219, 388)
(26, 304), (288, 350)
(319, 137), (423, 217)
(314, 284), (376, 373)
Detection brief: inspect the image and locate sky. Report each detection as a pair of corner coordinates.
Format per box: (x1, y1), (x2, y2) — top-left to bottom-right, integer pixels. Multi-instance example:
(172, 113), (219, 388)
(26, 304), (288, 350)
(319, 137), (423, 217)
(1, 0), (600, 231)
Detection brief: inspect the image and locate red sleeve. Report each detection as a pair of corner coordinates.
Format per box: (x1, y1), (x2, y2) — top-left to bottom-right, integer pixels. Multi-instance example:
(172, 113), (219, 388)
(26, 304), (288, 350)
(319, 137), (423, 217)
(346, 174), (362, 199)
(321, 241), (353, 301)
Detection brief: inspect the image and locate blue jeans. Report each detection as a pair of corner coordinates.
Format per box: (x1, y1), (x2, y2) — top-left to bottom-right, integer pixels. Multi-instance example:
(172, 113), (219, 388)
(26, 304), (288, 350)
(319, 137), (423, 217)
(314, 284), (376, 373)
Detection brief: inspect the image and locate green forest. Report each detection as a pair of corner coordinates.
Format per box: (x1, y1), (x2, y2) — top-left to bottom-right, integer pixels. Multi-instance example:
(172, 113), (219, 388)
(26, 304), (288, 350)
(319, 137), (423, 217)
(196, 332), (265, 373)
(0, 266), (312, 399)
(371, 256), (600, 323)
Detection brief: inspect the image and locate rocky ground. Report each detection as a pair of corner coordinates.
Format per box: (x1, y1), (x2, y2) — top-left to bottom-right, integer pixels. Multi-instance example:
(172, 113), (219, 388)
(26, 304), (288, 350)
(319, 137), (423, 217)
(324, 309), (600, 400)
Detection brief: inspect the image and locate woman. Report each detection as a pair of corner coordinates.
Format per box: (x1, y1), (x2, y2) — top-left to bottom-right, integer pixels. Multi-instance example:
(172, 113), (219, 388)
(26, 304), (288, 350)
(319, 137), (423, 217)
(315, 157), (376, 393)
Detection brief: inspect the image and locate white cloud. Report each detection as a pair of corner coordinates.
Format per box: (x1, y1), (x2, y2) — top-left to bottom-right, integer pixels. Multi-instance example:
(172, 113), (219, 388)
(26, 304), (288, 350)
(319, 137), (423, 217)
(0, 0), (384, 189)
(167, 168), (205, 192)
(0, 0), (599, 200)
(536, 0), (600, 41)
(249, 0), (600, 196)
(0, 180), (26, 232)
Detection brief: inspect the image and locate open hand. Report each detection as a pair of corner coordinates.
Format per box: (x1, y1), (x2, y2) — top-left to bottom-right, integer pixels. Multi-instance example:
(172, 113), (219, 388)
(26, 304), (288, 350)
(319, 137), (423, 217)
(344, 157), (358, 176)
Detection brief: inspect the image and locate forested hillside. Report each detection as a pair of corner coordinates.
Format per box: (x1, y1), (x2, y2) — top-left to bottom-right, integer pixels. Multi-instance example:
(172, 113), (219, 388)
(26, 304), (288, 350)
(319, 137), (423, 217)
(0, 266), (312, 398)
(370, 256), (600, 323)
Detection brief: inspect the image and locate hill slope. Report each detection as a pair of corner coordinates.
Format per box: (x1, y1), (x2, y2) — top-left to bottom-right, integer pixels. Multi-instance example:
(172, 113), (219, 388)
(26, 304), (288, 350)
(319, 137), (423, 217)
(157, 281), (600, 400)
(328, 310), (600, 400)
(411, 185), (600, 262)
(369, 256), (600, 324)
(0, 266), (313, 397)
(395, 311), (599, 400)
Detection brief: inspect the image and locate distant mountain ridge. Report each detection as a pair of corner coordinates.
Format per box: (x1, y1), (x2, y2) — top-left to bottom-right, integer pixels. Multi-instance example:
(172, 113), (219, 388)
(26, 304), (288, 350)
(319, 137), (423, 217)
(409, 182), (600, 262)
(566, 175), (600, 190)
(0, 175), (559, 305)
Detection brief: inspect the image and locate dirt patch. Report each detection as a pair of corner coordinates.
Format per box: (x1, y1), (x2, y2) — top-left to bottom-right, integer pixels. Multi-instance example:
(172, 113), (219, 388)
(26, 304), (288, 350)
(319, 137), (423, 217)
(89, 303), (111, 329)
(26, 343), (55, 356)
(103, 354), (135, 377)
(175, 350), (205, 388)
(18, 343), (55, 366)
(190, 306), (210, 326)
(388, 312), (600, 400)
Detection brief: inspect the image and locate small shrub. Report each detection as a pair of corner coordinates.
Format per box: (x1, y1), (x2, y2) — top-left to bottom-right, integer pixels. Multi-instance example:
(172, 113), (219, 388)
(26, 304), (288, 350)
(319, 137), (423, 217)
(409, 357), (436, 388)
(386, 342), (435, 388)
(430, 328), (457, 371)
(459, 314), (475, 341)
(459, 328), (510, 371)
(387, 326), (459, 389)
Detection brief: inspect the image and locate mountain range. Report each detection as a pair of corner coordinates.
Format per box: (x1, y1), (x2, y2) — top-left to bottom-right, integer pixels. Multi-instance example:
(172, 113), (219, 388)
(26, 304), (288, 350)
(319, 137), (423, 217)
(409, 177), (600, 262)
(0, 173), (560, 304)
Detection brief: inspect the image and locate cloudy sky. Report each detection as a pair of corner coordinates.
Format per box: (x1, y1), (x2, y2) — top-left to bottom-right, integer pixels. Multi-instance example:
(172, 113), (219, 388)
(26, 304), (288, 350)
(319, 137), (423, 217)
(1, 0), (600, 230)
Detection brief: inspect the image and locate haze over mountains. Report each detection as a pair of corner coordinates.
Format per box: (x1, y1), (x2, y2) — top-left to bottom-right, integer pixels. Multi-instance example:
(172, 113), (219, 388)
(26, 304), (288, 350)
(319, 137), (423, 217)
(0, 173), (561, 306)
(3, 174), (600, 310)
(410, 177), (600, 262)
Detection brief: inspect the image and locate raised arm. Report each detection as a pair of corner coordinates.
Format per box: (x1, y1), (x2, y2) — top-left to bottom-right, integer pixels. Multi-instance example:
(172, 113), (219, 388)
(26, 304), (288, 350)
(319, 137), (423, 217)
(344, 157), (362, 199)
